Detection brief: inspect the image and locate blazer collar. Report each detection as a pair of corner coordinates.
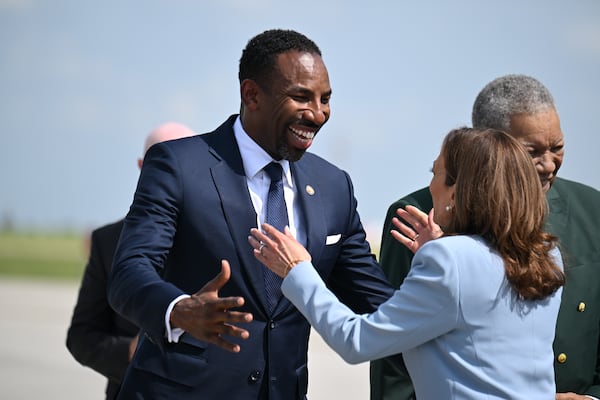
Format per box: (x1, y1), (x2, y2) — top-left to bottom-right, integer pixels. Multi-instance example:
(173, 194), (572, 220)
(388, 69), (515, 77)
(546, 179), (567, 234)
(291, 160), (327, 263)
(201, 116), (270, 315)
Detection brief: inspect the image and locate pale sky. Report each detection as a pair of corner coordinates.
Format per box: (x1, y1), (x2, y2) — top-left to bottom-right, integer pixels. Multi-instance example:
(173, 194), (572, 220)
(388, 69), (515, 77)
(1, 0), (599, 244)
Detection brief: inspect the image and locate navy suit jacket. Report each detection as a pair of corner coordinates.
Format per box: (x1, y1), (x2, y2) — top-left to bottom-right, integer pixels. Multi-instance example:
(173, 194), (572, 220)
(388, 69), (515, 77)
(108, 115), (393, 399)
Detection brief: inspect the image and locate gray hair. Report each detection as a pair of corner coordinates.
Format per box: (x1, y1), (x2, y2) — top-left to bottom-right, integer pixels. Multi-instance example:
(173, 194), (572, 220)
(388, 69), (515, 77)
(472, 74), (556, 131)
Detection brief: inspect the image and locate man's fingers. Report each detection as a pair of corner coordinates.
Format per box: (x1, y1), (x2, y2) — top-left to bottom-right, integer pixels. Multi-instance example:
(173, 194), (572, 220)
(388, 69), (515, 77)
(222, 323), (251, 339)
(201, 319), (252, 354)
(224, 310), (253, 324)
(208, 335), (242, 353)
(218, 296), (246, 311)
(197, 260), (231, 295)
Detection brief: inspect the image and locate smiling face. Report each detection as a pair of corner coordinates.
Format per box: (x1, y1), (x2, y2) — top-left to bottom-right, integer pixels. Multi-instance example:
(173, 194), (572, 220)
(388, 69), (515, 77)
(429, 153), (455, 229)
(242, 51), (332, 161)
(508, 109), (564, 192)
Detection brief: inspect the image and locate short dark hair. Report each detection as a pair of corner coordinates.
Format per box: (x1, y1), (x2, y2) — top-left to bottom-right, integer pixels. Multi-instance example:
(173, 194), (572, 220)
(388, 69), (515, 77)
(239, 29), (322, 89)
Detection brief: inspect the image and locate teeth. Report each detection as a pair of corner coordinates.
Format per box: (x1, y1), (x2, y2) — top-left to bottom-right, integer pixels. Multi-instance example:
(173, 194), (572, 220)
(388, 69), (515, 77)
(290, 126), (315, 140)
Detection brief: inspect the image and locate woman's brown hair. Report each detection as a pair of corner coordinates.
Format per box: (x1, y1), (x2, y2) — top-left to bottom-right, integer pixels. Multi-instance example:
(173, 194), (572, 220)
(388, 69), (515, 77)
(441, 127), (564, 300)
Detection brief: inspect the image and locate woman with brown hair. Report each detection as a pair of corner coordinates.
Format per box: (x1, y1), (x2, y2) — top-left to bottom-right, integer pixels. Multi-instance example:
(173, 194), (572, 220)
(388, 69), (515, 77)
(249, 127), (565, 399)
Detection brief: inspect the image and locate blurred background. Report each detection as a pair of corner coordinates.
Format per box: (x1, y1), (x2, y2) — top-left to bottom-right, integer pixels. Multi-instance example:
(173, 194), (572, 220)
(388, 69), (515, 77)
(1, 0), (599, 237)
(0, 1), (598, 398)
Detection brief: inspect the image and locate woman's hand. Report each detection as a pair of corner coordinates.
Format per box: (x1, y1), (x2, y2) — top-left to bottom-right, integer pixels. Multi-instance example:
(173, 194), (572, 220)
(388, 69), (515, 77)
(249, 224), (311, 278)
(555, 393), (594, 400)
(390, 206), (443, 253)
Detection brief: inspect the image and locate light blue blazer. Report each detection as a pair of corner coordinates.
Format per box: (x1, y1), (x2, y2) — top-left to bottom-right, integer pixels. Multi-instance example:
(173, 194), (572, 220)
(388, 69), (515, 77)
(283, 235), (563, 400)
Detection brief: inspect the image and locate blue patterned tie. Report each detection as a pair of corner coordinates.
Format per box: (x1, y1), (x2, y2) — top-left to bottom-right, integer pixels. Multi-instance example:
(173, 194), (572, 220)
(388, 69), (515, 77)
(263, 162), (289, 311)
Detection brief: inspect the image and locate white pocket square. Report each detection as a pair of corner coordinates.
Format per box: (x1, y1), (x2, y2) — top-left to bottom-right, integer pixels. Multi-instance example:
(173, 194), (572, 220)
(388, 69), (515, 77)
(326, 234), (341, 245)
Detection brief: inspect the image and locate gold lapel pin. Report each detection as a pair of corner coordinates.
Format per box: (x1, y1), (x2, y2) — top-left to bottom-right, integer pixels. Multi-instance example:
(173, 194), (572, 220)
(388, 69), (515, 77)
(305, 185), (315, 195)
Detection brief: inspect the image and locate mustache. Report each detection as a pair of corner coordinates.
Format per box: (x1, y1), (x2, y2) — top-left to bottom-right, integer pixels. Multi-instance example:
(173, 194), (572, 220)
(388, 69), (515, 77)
(293, 119), (321, 129)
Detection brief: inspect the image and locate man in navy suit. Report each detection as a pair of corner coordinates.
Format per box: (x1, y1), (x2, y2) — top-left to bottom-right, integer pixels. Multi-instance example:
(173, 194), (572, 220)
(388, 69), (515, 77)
(108, 29), (394, 399)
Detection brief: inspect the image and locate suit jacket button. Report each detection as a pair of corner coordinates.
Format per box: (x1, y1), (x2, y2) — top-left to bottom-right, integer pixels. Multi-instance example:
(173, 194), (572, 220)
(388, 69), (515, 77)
(578, 302), (586, 312)
(248, 370), (261, 383)
(270, 320), (277, 329)
(557, 353), (567, 364)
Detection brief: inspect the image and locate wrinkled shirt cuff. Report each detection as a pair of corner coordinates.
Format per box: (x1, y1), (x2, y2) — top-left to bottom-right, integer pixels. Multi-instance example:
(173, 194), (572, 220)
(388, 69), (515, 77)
(165, 294), (191, 343)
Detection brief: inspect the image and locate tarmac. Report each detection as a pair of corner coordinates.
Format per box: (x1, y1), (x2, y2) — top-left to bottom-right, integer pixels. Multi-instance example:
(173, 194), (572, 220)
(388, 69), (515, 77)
(0, 278), (369, 399)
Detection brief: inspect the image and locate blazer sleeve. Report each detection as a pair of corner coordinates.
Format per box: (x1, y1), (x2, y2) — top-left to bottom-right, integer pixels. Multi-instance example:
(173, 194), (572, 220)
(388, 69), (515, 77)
(373, 188), (433, 384)
(282, 240), (459, 365)
(108, 143), (188, 346)
(66, 228), (134, 383)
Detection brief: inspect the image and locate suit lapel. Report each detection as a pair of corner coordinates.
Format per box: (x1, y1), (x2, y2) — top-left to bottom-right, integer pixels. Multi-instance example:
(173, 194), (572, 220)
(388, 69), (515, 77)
(292, 160), (326, 263)
(546, 183), (567, 236)
(202, 117), (270, 316)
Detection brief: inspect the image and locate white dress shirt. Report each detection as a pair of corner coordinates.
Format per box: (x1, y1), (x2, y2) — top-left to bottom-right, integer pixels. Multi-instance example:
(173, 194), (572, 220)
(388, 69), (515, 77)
(165, 116), (305, 342)
(232, 116), (306, 245)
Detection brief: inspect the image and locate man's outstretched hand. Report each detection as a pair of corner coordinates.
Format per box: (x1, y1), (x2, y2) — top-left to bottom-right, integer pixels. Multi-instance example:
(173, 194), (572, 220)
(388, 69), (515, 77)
(170, 260), (253, 353)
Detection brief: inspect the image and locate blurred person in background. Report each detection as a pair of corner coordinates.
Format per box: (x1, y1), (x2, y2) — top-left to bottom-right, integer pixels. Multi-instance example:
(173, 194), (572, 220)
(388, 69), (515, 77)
(370, 74), (600, 400)
(66, 122), (196, 400)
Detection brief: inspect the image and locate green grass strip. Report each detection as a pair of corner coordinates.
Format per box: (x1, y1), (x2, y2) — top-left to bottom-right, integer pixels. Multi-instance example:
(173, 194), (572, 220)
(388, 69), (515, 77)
(0, 231), (87, 280)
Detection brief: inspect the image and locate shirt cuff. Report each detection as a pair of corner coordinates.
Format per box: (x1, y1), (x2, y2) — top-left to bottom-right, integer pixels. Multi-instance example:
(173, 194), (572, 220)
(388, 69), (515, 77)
(165, 294), (191, 343)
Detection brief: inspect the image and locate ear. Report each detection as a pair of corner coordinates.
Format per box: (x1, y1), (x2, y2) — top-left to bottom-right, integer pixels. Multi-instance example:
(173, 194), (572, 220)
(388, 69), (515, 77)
(449, 185), (456, 203)
(240, 79), (261, 112)
(137, 158), (143, 170)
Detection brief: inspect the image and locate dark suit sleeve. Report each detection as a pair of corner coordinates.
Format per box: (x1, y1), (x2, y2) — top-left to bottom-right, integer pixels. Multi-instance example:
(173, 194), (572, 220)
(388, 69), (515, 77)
(108, 143), (188, 347)
(66, 227), (133, 384)
(370, 187), (432, 400)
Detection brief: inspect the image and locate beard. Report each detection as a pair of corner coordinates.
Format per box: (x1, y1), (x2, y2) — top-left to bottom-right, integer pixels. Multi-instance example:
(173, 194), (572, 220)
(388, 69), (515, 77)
(277, 141), (306, 162)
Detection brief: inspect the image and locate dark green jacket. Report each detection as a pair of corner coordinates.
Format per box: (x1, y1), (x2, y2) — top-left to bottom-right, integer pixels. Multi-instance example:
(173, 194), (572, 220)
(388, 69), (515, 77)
(370, 177), (600, 398)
